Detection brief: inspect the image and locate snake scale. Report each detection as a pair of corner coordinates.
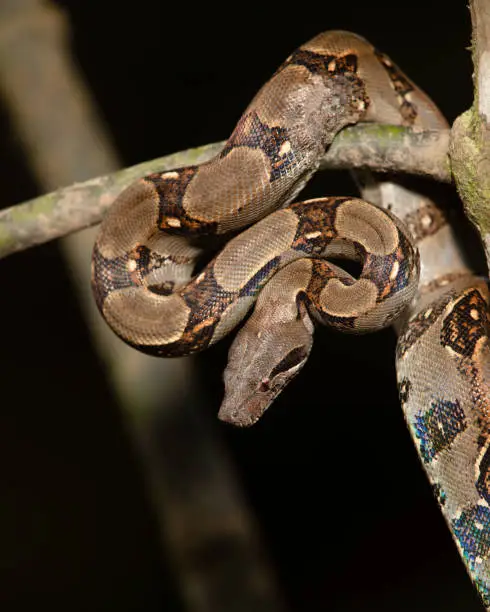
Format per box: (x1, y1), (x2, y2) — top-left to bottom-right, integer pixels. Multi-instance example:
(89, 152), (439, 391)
(92, 31), (490, 607)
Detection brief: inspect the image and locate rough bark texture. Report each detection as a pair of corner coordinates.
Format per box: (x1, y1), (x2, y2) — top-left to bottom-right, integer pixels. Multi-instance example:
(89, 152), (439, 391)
(0, 124), (450, 259)
(450, 0), (490, 268)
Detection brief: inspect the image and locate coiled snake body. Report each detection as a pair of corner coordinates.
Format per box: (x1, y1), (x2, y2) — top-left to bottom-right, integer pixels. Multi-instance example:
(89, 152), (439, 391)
(92, 31), (490, 607)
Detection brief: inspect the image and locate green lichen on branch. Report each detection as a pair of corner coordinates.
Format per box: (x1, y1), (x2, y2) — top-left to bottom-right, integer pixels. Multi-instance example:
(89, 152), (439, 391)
(325, 124), (450, 180)
(451, 110), (490, 231)
(0, 124), (450, 259)
(0, 141), (225, 258)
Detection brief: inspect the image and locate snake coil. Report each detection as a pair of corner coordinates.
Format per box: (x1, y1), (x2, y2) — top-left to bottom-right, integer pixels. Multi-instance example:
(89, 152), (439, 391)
(92, 31), (490, 608)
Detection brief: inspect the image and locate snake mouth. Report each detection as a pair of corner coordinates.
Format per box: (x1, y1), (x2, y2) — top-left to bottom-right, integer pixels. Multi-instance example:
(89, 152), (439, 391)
(218, 380), (288, 427)
(218, 392), (274, 428)
(218, 372), (301, 427)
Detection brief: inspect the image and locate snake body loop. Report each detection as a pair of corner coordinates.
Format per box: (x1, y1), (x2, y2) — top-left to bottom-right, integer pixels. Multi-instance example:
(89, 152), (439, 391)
(92, 31), (490, 608)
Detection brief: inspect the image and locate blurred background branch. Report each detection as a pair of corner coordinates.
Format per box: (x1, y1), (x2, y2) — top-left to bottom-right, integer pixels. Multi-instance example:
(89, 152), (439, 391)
(0, 1), (285, 611)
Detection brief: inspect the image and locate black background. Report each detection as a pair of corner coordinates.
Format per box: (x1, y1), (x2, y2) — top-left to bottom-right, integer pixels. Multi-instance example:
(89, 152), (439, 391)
(0, 1), (485, 611)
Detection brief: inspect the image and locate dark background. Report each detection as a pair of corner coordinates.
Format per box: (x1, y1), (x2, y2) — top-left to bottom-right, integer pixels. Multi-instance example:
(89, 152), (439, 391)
(0, 1), (484, 610)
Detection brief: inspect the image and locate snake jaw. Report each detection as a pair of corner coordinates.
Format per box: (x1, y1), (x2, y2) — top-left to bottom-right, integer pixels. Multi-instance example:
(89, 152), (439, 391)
(218, 386), (281, 428)
(218, 317), (313, 427)
(219, 365), (307, 427)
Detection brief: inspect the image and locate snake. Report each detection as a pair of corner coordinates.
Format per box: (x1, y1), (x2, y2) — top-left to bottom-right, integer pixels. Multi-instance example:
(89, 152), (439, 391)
(91, 31), (490, 608)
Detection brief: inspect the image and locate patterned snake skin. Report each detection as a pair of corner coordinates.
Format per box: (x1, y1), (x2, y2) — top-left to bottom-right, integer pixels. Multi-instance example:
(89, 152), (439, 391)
(91, 31), (490, 607)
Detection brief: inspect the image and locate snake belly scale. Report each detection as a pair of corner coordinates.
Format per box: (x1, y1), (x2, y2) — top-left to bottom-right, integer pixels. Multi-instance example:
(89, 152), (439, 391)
(92, 31), (490, 608)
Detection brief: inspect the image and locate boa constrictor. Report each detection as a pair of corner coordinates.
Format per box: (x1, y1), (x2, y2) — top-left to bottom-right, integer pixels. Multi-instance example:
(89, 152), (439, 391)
(91, 31), (490, 608)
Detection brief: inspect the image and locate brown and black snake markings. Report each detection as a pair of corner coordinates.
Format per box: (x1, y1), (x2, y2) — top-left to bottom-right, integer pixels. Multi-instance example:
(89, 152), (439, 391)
(283, 48), (359, 78)
(149, 167), (218, 235)
(220, 112), (296, 181)
(373, 49), (418, 123)
(92, 31), (490, 608)
(441, 288), (490, 359)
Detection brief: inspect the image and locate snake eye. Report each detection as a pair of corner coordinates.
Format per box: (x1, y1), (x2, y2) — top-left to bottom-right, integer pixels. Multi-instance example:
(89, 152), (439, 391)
(259, 379), (270, 392)
(269, 346), (309, 379)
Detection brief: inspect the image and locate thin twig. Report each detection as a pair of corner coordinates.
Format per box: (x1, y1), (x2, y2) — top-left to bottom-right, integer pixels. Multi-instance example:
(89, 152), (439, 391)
(0, 124), (450, 259)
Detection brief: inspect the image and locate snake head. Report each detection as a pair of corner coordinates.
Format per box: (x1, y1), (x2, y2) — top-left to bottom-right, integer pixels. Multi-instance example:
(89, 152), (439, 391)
(218, 296), (314, 427)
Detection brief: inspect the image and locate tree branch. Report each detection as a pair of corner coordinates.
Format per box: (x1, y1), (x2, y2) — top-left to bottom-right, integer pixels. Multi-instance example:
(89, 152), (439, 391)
(0, 124), (450, 259)
(450, 0), (490, 268)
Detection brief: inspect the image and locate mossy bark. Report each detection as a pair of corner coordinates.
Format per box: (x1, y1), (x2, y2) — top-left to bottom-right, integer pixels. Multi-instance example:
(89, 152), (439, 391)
(450, 0), (490, 268)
